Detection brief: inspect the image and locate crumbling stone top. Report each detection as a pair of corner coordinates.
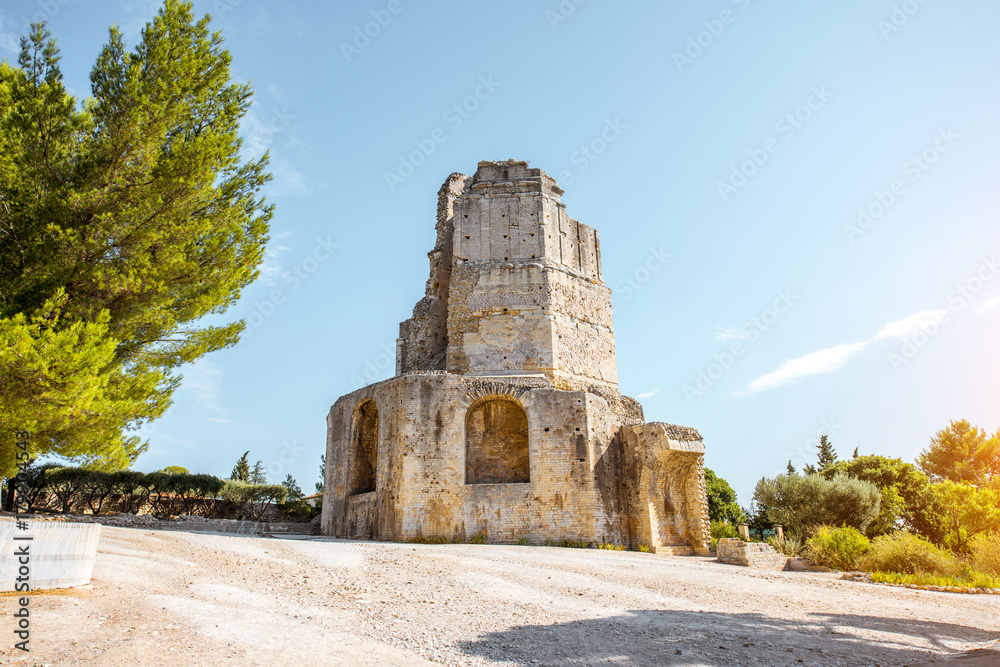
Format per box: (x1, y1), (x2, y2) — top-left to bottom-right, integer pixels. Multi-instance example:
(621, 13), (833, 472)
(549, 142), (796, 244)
(644, 422), (702, 442)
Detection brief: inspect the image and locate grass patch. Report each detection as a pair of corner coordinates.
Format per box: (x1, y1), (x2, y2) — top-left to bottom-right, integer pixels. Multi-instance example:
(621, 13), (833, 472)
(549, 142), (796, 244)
(871, 571), (1000, 589)
(406, 535), (454, 544)
(517, 536), (529, 546)
(598, 542), (625, 551)
(559, 538), (590, 549)
(637, 544), (651, 553)
(469, 532), (486, 544)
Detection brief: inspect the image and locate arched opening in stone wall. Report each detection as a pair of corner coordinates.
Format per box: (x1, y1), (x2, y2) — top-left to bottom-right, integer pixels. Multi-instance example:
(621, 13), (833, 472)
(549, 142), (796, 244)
(350, 400), (379, 495)
(465, 396), (529, 484)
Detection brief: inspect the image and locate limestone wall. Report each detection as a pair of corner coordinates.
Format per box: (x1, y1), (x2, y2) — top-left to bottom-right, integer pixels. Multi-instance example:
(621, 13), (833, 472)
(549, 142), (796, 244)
(323, 372), (638, 545)
(717, 538), (788, 570)
(396, 160), (617, 390)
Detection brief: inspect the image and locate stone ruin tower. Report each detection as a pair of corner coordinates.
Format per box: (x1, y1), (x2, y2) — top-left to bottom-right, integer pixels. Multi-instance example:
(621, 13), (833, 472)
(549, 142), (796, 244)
(322, 160), (710, 554)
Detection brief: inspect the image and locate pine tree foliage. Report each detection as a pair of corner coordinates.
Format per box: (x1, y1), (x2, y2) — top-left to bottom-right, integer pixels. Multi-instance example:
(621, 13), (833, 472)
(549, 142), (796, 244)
(229, 451), (249, 482)
(0, 2), (271, 475)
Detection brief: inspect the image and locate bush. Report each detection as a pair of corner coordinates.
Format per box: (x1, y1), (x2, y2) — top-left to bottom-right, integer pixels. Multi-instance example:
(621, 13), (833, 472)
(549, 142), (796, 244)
(871, 571), (1000, 589)
(767, 533), (805, 557)
(863, 531), (960, 577)
(710, 520), (739, 550)
(470, 532), (486, 544)
(754, 473), (881, 535)
(968, 531), (1000, 577)
(806, 526), (870, 571)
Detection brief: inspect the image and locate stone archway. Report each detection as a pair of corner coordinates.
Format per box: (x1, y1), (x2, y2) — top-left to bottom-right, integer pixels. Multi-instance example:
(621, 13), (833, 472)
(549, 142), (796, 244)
(349, 400), (378, 495)
(465, 395), (529, 484)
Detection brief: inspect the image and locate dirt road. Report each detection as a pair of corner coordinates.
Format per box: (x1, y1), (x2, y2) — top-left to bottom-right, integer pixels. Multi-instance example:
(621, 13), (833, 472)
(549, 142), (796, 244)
(2, 526), (997, 665)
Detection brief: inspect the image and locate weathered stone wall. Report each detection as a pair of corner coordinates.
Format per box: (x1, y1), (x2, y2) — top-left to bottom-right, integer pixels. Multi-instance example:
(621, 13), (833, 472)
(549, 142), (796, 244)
(323, 373), (641, 545)
(398, 159), (617, 390)
(717, 538), (789, 570)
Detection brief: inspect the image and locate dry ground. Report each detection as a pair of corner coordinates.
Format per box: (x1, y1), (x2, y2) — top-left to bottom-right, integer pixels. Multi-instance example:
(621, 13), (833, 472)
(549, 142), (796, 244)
(2, 526), (998, 666)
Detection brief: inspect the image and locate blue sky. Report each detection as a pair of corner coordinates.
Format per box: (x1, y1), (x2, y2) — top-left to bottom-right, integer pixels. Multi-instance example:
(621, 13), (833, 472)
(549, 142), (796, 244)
(2, 0), (998, 504)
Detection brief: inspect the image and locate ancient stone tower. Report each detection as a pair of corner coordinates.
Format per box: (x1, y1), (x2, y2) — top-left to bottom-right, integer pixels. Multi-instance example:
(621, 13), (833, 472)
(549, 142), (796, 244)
(322, 160), (710, 554)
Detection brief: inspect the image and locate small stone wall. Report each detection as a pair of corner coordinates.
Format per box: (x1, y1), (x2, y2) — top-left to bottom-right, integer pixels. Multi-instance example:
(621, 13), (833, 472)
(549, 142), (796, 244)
(716, 538), (788, 570)
(8, 513), (316, 536)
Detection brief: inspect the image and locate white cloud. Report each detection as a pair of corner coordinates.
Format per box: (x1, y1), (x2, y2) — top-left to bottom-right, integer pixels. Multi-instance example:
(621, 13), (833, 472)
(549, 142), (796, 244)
(734, 306), (967, 397)
(713, 326), (752, 343)
(978, 295), (1000, 313)
(0, 10), (20, 54)
(180, 359), (226, 416)
(735, 342), (869, 396)
(873, 309), (949, 340)
(636, 388), (661, 399)
(267, 157), (310, 197)
(207, 417), (234, 425)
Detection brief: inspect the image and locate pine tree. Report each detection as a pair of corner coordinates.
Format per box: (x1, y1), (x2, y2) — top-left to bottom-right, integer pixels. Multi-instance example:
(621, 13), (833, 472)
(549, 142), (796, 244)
(230, 451), (250, 482)
(282, 474), (303, 501)
(786, 461), (796, 475)
(817, 435), (838, 471)
(0, 2), (271, 476)
(315, 453), (325, 493)
(250, 460), (267, 485)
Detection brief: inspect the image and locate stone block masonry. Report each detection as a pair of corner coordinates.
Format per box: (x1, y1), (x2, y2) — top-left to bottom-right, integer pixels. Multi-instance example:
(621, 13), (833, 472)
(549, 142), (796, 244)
(324, 160), (710, 554)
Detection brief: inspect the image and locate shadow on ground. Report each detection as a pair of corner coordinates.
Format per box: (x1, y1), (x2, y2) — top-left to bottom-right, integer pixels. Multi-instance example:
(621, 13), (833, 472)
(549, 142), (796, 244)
(457, 609), (999, 666)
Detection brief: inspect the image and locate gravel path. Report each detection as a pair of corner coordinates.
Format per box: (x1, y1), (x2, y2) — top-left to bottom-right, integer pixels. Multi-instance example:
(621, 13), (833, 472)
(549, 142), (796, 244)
(2, 526), (997, 665)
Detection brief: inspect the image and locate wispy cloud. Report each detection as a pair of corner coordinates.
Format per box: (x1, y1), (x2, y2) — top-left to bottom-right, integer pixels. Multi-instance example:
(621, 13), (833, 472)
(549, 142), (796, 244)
(180, 359), (227, 419)
(207, 417), (234, 425)
(735, 342), (870, 397)
(258, 233), (292, 286)
(873, 309), (948, 340)
(734, 308), (952, 397)
(637, 388), (662, 399)
(979, 295), (1000, 313)
(0, 10), (20, 54)
(713, 326), (752, 343)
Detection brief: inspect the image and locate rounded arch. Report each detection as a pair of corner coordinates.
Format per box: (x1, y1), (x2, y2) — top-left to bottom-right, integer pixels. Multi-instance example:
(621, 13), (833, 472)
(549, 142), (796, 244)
(465, 395), (529, 484)
(350, 399), (379, 495)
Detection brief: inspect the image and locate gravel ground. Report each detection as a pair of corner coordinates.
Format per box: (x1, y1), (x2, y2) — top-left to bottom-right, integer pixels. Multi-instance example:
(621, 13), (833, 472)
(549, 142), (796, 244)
(1, 526), (998, 666)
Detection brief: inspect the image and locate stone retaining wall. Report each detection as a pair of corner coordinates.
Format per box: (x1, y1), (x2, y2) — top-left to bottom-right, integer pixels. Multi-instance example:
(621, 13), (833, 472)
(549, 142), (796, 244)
(716, 538), (788, 570)
(3, 513), (316, 536)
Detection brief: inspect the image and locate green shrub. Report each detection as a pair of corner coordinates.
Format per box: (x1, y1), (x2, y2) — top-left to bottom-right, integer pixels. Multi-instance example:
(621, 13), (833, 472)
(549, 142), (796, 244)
(767, 533), (805, 557)
(806, 525), (870, 571)
(637, 544), (651, 553)
(863, 532), (960, 577)
(754, 473), (881, 535)
(517, 536), (529, 546)
(871, 571), (1000, 589)
(559, 538), (589, 549)
(598, 542), (625, 550)
(970, 531), (1000, 577)
(470, 532), (486, 544)
(710, 520), (739, 550)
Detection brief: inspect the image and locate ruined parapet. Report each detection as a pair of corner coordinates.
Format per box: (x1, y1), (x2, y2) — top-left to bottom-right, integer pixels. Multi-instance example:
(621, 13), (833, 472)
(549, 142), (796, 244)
(396, 159), (617, 390)
(717, 538), (788, 570)
(396, 173), (471, 374)
(620, 423), (711, 555)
